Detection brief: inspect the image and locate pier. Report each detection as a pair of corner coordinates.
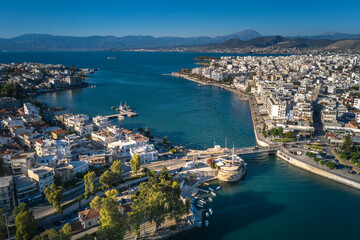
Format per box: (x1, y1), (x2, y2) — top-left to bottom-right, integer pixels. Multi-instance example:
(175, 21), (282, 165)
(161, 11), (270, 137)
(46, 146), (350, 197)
(115, 102), (138, 117)
(103, 114), (125, 120)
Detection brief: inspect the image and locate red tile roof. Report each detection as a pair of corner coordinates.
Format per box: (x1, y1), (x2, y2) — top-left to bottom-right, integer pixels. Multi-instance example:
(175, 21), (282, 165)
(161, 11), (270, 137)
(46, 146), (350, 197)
(78, 209), (100, 222)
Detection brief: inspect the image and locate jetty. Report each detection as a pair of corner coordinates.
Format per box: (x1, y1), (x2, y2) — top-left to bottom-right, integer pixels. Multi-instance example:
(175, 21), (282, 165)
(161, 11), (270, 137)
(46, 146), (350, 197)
(103, 114), (125, 121)
(116, 102), (138, 117)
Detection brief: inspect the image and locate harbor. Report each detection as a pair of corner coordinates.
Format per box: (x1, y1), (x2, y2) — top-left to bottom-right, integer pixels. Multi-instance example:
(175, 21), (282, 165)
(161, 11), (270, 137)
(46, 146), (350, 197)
(30, 51), (360, 240)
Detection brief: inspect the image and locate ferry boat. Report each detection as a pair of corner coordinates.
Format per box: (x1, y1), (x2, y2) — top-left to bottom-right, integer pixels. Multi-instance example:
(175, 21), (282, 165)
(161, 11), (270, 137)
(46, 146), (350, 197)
(216, 147), (247, 182)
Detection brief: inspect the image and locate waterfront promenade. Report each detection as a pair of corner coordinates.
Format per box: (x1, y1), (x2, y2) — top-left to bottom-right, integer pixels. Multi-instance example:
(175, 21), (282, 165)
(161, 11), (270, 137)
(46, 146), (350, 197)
(173, 71), (360, 191)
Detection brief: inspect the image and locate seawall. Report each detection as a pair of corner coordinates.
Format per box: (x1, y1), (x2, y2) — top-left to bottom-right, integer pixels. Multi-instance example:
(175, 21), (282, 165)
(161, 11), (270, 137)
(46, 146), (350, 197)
(276, 150), (360, 190)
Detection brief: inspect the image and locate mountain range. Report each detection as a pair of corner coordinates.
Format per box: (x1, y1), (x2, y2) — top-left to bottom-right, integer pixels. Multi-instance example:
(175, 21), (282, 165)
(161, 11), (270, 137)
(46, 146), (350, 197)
(0, 30), (359, 51)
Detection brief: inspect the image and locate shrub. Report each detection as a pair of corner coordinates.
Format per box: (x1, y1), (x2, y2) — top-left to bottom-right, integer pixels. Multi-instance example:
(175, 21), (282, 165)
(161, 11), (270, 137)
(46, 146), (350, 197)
(306, 152), (314, 158)
(320, 160), (326, 165)
(313, 157), (320, 162)
(326, 162), (336, 170)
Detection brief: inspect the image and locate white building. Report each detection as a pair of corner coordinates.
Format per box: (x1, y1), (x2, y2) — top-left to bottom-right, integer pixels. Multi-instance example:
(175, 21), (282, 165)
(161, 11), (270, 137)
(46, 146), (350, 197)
(93, 116), (111, 129)
(130, 144), (158, 163)
(23, 103), (40, 116)
(28, 165), (55, 192)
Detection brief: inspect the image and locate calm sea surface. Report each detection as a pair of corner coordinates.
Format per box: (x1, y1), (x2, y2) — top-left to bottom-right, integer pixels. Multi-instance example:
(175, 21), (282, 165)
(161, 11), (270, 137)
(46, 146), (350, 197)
(1, 52), (360, 239)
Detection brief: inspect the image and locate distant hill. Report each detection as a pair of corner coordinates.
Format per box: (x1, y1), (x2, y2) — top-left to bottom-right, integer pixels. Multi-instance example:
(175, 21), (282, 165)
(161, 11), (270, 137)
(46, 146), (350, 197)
(0, 30), (262, 51)
(204, 36), (335, 49)
(291, 32), (360, 41)
(326, 40), (360, 50)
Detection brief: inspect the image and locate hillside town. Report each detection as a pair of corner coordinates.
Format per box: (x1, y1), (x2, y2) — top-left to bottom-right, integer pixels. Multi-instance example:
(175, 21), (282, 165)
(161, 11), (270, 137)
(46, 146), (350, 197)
(0, 62), (96, 97)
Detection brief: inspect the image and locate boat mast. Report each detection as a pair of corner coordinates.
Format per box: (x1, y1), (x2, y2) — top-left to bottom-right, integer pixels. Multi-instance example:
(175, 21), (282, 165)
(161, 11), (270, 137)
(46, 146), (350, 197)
(232, 143), (234, 165)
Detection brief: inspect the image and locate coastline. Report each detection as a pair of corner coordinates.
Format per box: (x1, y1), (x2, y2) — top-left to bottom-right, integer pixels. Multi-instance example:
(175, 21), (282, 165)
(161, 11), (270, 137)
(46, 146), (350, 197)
(172, 71), (360, 191)
(30, 82), (90, 98)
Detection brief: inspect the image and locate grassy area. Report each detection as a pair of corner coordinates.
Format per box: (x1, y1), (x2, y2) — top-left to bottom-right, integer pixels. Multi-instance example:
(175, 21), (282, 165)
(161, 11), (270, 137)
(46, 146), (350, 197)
(305, 144), (325, 152)
(272, 138), (293, 142)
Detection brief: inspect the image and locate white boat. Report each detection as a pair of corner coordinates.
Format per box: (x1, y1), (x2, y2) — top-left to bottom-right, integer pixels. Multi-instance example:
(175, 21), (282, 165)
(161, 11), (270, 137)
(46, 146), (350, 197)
(216, 186), (221, 190)
(211, 191), (216, 196)
(199, 200), (206, 205)
(205, 220), (209, 227)
(208, 187), (214, 191)
(208, 197), (213, 202)
(196, 203), (203, 208)
(205, 212), (209, 217)
(209, 208), (213, 215)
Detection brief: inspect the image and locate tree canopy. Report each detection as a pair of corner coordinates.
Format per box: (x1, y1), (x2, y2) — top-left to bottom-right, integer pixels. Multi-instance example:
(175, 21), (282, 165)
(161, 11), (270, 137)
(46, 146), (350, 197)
(128, 167), (189, 236)
(84, 171), (97, 198)
(44, 183), (63, 212)
(90, 189), (126, 240)
(130, 154), (141, 175)
(15, 207), (36, 240)
(33, 223), (72, 240)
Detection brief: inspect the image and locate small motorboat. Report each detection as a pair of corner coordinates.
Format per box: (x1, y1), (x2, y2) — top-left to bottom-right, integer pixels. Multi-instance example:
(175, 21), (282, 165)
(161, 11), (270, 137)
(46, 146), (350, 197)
(208, 197), (213, 202)
(111, 106), (115, 109)
(199, 199), (206, 205)
(209, 208), (213, 215)
(196, 203), (203, 208)
(205, 212), (209, 217)
(211, 191), (216, 197)
(208, 187), (214, 191)
(205, 220), (209, 227)
(216, 186), (221, 190)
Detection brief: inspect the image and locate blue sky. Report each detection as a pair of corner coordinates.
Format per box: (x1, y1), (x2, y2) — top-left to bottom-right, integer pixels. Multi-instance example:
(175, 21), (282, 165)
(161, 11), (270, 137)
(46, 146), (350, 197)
(1, 0), (360, 38)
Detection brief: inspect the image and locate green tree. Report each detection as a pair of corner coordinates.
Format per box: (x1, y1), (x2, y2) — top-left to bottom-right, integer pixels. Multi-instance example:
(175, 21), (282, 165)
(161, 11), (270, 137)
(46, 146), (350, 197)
(84, 171), (97, 198)
(78, 234), (94, 240)
(340, 152), (347, 159)
(13, 202), (30, 217)
(129, 167), (187, 234)
(305, 152), (314, 158)
(170, 148), (178, 154)
(162, 136), (169, 145)
(285, 131), (295, 139)
(44, 183), (63, 212)
(90, 189), (126, 240)
(245, 84), (252, 92)
(351, 152), (359, 160)
(100, 170), (113, 189)
(0, 209), (7, 240)
(341, 134), (352, 153)
(278, 126), (283, 136)
(130, 154), (141, 175)
(33, 223), (72, 240)
(326, 162), (336, 170)
(110, 160), (122, 185)
(15, 208), (36, 240)
(144, 127), (150, 138)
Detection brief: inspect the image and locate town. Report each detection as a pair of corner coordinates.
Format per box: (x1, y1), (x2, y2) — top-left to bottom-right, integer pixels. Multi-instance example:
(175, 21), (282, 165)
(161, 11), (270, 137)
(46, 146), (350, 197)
(0, 63), (234, 240)
(175, 53), (360, 187)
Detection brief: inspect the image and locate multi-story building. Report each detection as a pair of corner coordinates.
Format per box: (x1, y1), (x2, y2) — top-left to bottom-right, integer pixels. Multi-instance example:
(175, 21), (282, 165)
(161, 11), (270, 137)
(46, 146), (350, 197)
(266, 95), (288, 120)
(0, 176), (14, 210)
(130, 144), (158, 163)
(28, 165), (55, 192)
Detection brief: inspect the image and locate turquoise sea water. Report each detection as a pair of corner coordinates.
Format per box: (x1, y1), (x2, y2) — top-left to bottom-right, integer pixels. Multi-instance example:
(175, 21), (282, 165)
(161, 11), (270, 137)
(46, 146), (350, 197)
(1, 52), (360, 239)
